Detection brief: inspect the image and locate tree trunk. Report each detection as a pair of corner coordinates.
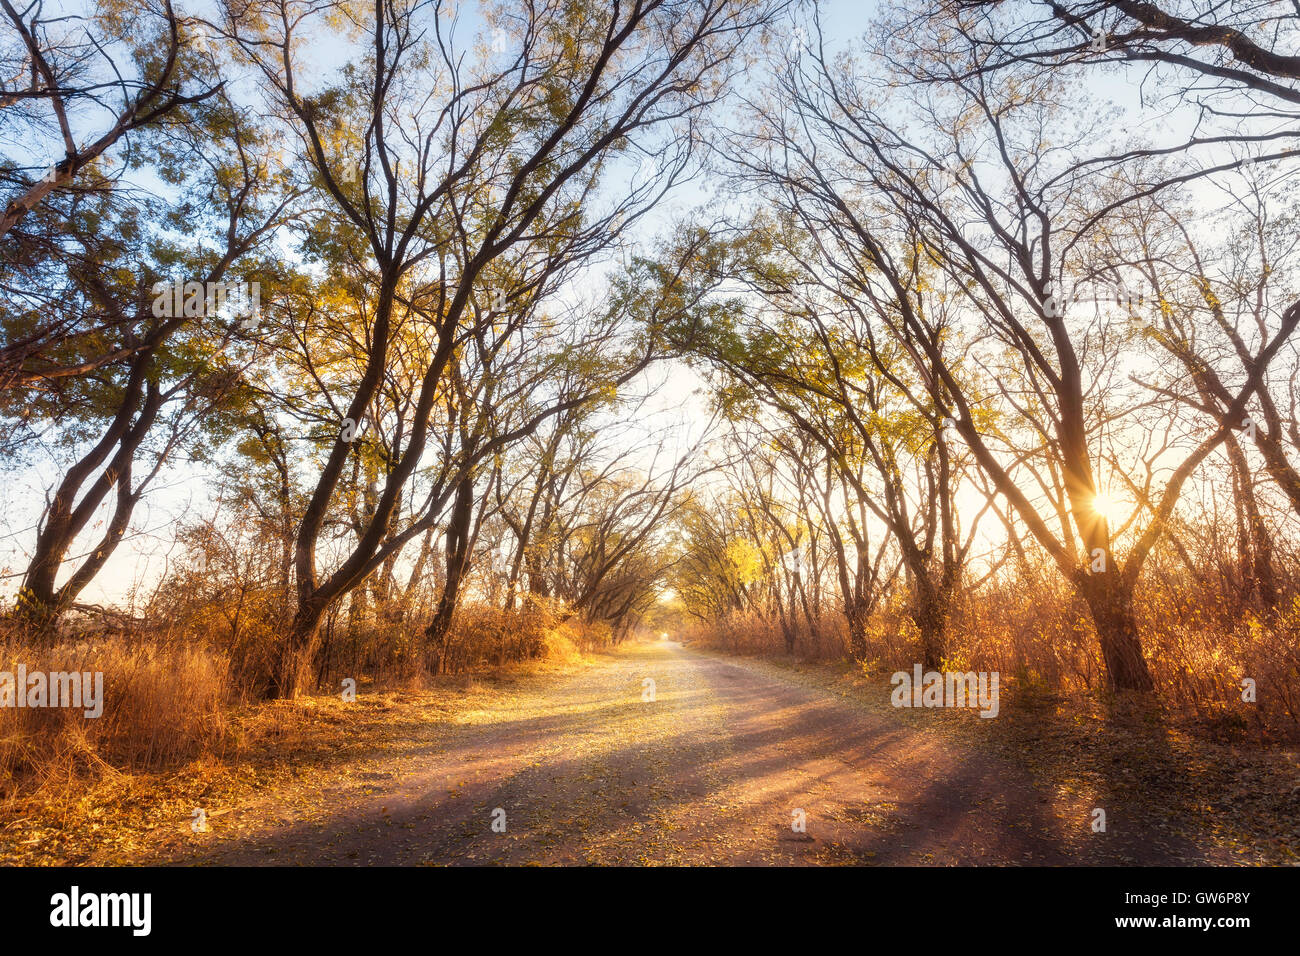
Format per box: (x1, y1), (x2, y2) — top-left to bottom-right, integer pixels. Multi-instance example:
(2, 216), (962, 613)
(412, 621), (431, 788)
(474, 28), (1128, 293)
(17, 358), (156, 631)
(424, 476), (475, 674)
(1081, 577), (1155, 693)
(910, 576), (947, 671)
(269, 604), (325, 699)
(1224, 432), (1278, 612)
(845, 602), (868, 662)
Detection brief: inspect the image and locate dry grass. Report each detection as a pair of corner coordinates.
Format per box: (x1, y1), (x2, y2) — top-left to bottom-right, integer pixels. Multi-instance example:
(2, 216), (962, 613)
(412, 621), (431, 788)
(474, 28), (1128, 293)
(0, 599), (612, 818)
(0, 632), (230, 795)
(682, 576), (1300, 743)
(0, 614), (602, 865)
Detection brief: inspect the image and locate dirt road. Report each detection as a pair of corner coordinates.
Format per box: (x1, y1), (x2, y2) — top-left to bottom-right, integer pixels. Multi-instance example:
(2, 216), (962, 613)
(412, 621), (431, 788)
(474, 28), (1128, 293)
(180, 638), (1223, 865)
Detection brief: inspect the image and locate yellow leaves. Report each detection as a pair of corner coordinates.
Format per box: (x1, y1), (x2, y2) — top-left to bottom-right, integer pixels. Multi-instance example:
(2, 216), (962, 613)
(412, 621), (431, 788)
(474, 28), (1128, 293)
(724, 538), (765, 586)
(322, 1), (374, 42)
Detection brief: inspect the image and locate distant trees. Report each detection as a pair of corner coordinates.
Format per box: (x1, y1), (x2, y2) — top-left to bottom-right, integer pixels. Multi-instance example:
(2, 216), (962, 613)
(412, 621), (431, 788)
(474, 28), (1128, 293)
(671, 217), (983, 665)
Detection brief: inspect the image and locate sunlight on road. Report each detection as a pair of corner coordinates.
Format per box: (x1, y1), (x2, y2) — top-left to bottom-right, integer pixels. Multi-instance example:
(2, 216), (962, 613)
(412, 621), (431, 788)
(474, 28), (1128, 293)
(181, 640), (1176, 867)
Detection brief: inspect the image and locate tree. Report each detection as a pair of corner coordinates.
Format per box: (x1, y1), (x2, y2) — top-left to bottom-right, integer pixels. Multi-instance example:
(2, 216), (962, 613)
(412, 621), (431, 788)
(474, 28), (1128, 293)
(2, 76), (296, 628)
(0, 0), (219, 240)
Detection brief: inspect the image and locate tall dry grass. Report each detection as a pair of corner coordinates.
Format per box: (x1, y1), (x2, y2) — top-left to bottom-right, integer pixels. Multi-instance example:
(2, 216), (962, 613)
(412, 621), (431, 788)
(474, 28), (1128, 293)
(682, 571), (1300, 741)
(0, 585), (617, 798)
(0, 626), (230, 794)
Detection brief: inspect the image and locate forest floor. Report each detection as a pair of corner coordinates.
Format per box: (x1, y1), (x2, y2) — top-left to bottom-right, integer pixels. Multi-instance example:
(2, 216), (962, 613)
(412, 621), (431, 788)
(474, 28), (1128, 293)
(2, 637), (1297, 865)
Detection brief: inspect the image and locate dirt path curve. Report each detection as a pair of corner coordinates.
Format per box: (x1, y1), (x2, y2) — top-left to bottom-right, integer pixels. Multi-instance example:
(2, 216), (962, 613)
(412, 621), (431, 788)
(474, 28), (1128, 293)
(178, 639), (1214, 865)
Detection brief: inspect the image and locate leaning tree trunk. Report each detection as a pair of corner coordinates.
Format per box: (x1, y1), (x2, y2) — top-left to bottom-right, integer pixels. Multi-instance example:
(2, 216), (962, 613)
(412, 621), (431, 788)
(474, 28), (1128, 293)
(269, 603), (327, 699)
(17, 360), (157, 635)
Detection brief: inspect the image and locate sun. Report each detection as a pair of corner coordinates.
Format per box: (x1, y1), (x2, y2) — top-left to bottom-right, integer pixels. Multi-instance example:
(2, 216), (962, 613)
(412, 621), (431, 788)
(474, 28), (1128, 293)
(1091, 491), (1122, 524)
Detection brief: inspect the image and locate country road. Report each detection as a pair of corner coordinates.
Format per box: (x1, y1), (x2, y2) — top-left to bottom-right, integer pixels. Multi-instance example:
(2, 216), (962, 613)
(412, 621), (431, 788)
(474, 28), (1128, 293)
(178, 638), (1225, 866)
